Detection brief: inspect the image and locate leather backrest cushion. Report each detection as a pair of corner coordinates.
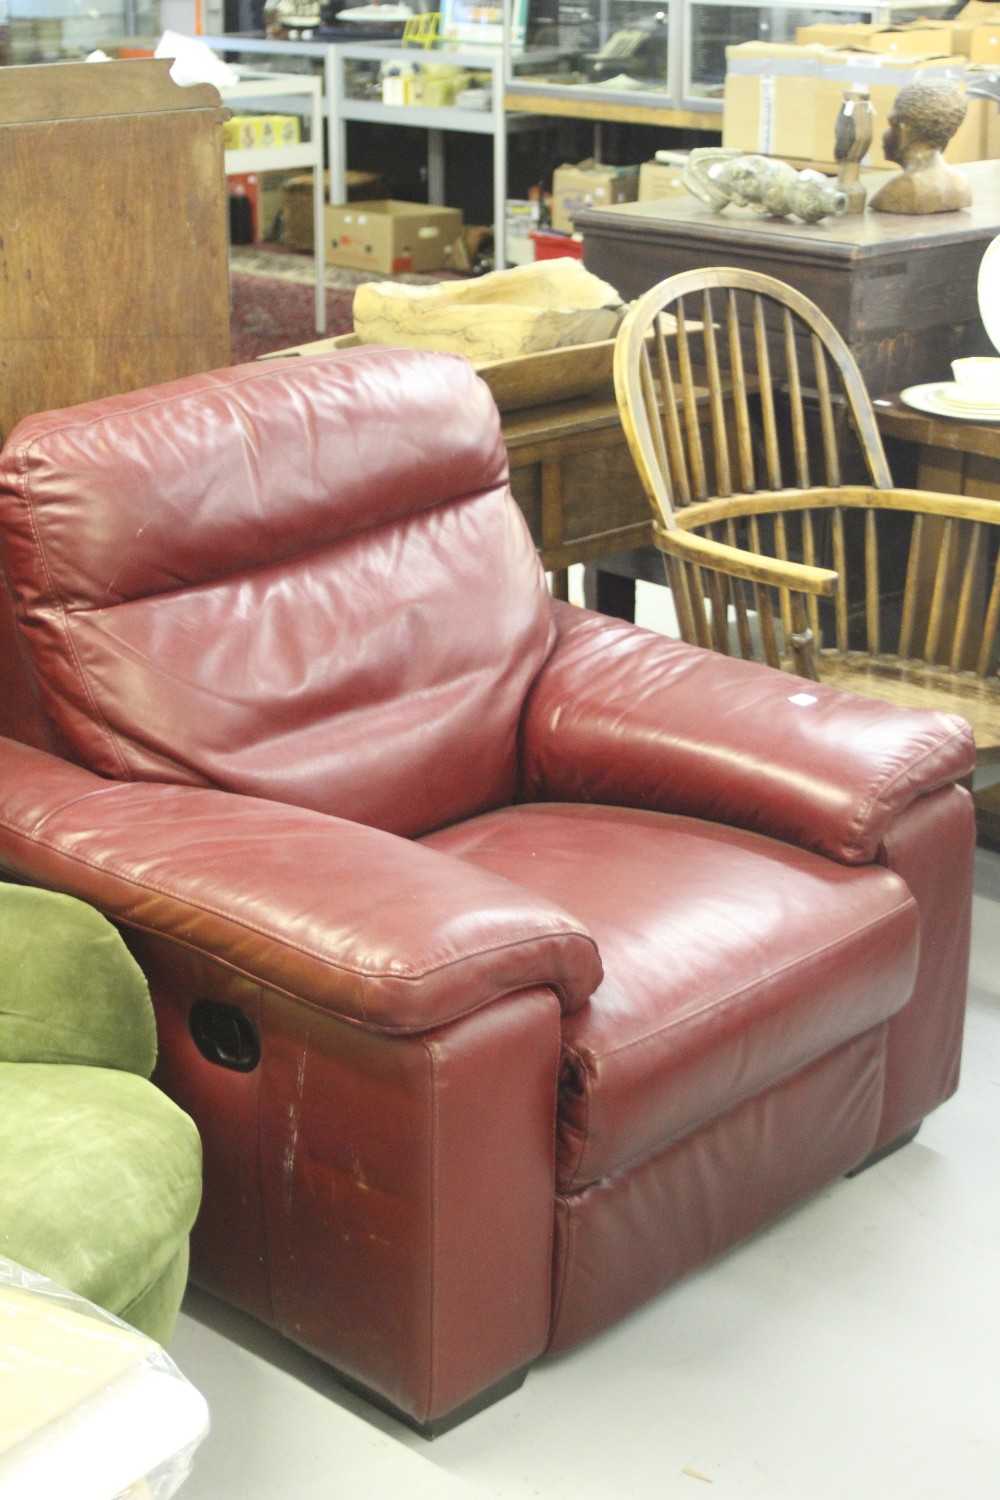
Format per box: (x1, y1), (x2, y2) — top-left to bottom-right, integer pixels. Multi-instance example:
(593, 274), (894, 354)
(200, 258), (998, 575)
(0, 348), (554, 837)
(0, 571), (55, 752)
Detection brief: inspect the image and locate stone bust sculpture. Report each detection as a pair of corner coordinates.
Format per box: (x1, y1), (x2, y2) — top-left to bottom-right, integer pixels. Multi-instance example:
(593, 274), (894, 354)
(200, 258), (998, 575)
(869, 80), (971, 215)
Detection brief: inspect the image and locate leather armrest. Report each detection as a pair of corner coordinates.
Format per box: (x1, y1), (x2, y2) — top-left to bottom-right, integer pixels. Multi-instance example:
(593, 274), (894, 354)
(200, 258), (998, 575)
(521, 602), (975, 865)
(0, 739), (601, 1033)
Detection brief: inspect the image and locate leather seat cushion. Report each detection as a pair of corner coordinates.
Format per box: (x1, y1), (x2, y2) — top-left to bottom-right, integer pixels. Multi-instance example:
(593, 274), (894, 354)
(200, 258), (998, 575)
(422, 804), (919, 1191)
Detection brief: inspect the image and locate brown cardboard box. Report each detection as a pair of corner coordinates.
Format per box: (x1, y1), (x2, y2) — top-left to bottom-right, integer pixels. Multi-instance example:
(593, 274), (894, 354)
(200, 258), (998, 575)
(968, 21), (1000, 60)
(970, 63), (1000, 154)
(956, 0), (1000, 21)
(794, 21), (877, 50)
(551, 160), (639, 235)
(795, 20), (974, 56)
(988, 105), (1000, 159)
(723, 44), (984, 168)
(638, 157), (690, 201)
(281, 171), (389, 252)
(324, 201), (463, 274)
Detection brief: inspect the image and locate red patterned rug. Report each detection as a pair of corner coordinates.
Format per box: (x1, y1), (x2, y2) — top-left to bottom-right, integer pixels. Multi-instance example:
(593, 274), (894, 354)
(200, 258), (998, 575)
(228, 247), (464, 364)
(229, 273), (355, 363)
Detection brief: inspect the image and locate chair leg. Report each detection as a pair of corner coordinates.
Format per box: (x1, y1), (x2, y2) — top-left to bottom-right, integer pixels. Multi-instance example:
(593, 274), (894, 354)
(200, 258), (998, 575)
(845, 1122), (921, 1178)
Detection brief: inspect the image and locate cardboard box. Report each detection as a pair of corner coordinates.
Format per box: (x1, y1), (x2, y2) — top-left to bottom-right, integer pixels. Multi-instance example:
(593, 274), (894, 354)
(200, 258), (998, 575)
(529, 229), (584, 261)
(970, 63), (1000, 155)
(324, 200), (463, 274)
(281, 171), (389, 252)
(969, 22), (1000, 61)
(551, 160), (639, 235)
(795, 20), (973, 56)
(723, 44), (983, 168)
(222, 114), (301, 150)
(638, 157), (690, 201)
(956, 0), (1000, 21)
(410, 64), (467, 108)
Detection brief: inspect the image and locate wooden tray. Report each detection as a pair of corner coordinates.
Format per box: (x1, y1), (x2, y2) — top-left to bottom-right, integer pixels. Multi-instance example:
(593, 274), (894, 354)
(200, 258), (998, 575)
(259, 332), (618, 412)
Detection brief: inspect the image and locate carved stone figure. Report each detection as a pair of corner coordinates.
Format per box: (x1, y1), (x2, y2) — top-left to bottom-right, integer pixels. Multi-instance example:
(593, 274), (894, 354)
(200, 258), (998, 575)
(869, 80), (971, 216)
(683, 148), (847, 224)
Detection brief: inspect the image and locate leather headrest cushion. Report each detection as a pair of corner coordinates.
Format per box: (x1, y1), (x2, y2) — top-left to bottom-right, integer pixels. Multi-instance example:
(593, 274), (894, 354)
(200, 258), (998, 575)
(0, 347), (506, 610)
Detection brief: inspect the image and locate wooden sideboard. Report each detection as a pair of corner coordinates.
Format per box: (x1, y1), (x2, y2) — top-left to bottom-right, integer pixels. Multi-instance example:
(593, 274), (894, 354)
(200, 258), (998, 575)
(0, 59), (231, 444)
(0, 58), (232, 748)
(576, 161), (1000, 399)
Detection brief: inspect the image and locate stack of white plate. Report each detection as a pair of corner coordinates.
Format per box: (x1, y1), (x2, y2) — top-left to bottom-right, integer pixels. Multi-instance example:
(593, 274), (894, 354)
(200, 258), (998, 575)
(899, 235), (1000, 422)
(900, 381), (1000, 421)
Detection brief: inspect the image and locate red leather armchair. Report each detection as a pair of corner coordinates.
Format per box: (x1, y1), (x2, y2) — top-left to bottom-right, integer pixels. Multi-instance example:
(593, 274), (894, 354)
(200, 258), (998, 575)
(0, 349), (975, 1434)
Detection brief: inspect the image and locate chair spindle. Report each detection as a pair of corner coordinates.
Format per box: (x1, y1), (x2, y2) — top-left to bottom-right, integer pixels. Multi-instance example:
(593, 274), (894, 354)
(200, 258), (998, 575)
(753, 296), (782, 490)
(977, 545), (1000, 678)
(812, 334), (841, 489)
(656, 312), (693, 509)
(753, 581), (782, 668)
(783, 308), (810, 491)
(865, 509), (880, 657)
(802, 509), (821, 645)
(700, 289), (732, 497)
(899, 512), (924, 660)
(952, 521), (984, 671)
(675, 298), (708, 502)
(925, 517), (956, 663)
(727, 290), (756, 494)
(832, 508), (849, 652)
(725, 518), (755, 658)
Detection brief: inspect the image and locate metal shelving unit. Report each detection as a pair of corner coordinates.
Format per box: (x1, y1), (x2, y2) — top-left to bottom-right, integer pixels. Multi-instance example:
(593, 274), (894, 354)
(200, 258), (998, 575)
(331, 39), (546, 267)
(202, 32), (544, 266)
(219, 67), (327, 330)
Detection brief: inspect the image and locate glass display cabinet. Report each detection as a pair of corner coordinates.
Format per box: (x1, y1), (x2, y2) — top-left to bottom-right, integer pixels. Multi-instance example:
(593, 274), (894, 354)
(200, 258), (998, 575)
(681, 0), (952, 110)
(3, 0), (157, 60)
(504, 0), (951, 118)
(506, 0), (682, 114)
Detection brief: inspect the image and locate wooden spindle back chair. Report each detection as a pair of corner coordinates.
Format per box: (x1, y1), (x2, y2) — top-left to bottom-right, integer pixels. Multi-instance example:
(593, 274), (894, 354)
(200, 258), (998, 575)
(613, 268), (1000, 829)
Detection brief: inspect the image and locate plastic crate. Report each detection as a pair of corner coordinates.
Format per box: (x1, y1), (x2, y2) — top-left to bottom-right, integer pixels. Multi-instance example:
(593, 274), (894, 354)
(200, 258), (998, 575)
(529, 230), (584, 262)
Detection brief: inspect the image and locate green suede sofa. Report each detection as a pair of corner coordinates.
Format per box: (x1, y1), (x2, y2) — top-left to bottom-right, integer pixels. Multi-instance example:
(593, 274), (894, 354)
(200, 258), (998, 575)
(0, 883), (202, 1344)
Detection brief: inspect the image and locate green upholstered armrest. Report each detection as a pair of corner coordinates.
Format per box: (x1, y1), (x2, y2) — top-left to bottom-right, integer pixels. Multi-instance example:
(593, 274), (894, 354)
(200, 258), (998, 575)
(0, 883), (156, 1076)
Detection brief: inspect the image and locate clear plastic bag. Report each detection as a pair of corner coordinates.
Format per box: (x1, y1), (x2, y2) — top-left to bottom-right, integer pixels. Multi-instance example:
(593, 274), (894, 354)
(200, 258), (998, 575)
(0, 1257), (209, 1500)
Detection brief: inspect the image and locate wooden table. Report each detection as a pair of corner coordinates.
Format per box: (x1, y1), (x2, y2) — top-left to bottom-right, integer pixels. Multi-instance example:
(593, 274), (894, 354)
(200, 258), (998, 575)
(500, 389), (653, 595)
(875, 393), (1000, 497)
(875, 395), (1000, 846)
(576, 161), (1000, 399)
